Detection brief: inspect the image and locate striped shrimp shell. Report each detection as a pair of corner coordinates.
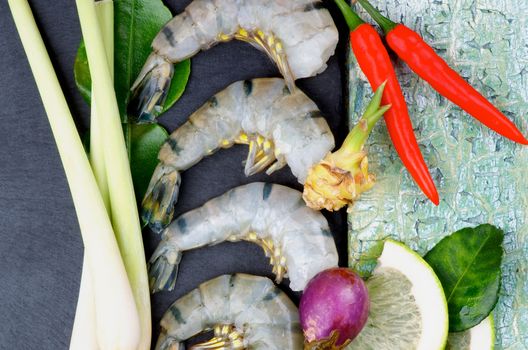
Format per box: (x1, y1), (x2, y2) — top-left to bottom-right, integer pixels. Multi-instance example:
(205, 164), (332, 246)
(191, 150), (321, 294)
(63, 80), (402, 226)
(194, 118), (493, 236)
(155, 274), (303, 350)
(130, 0), (338, 121)
(142, 78), (335, 233)
(148, 182), (338, 292)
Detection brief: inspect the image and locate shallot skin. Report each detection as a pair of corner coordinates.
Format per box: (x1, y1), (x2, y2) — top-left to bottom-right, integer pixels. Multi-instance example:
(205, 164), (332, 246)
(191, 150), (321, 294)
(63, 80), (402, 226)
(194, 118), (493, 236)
(300, 268), (369, 347)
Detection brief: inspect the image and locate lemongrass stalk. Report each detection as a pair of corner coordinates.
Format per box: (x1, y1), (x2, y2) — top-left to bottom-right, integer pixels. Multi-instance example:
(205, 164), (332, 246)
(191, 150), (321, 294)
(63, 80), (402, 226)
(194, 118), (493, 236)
(7, 1), (141, 349)
(90, 0), (114, 209)
(70, 255), (99, 350)
(70, 2), (114, 349)
(75, 1), (151, 348)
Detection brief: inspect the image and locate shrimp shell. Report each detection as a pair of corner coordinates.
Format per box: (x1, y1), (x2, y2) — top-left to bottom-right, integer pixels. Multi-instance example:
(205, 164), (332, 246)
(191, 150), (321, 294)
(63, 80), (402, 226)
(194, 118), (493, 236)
(142, 78), (335, 233)
(130, 0), (338, 122)
(148, 182), (338, 292)
(155, 273), (303, 350)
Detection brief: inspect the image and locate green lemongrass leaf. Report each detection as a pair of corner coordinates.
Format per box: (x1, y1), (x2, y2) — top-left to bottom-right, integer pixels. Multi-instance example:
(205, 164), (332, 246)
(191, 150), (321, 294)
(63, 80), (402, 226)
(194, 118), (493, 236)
(130, 123), (168, 201)
(73, 0), (191, 120)
(424, 224), (504, 332)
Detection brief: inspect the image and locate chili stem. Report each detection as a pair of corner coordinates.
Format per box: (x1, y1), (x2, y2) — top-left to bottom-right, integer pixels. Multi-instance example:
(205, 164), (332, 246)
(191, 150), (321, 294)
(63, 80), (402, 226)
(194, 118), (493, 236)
(334, 0), (365, 31)
(356, 0), (397, 34)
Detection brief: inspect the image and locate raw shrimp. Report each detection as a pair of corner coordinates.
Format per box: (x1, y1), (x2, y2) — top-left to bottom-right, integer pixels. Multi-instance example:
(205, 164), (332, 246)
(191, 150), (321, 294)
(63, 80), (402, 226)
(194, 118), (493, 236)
(155, 273), (303, 350)
(130, 0), (338, 122)
(142, 78), (334, 233)
(148, 182), (338, 292)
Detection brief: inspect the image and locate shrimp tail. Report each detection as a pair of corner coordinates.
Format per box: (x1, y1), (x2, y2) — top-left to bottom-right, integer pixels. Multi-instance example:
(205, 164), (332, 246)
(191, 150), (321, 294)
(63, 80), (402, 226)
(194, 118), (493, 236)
(141, 164), (181, 234)
(155, 331), (180, 350)
(148, 241), (182, 293)
(129, 52), (174, 123)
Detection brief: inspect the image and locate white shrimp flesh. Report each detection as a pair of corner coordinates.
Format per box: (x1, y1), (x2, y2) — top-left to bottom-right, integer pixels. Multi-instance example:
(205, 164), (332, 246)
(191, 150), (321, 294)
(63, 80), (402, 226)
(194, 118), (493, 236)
(142, 78), (335, 233)
(129, 0), (338, 122)
(155, 273), (303, 350)
(148, 182), (338, 292)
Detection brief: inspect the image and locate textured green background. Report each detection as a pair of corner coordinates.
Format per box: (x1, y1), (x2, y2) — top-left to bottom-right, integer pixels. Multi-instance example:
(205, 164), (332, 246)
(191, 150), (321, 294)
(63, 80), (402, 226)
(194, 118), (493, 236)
(347, 0), (527, 348)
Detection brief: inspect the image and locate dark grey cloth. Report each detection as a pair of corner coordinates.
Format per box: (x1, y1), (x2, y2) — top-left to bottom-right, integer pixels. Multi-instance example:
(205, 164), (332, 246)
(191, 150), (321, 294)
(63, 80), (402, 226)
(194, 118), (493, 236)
(0, 0), (349, 348)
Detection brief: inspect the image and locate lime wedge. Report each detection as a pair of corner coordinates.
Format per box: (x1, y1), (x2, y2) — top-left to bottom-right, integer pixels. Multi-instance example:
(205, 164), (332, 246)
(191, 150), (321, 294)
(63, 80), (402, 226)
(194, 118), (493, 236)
(446, 315), (494, 350)
(348, 239), (449, 350)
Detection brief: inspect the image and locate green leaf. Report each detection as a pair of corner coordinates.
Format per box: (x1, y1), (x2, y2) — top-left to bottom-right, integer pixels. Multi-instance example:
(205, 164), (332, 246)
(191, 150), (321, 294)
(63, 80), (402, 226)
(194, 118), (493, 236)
(82, 124), (167, 206)
(73, 0), (191, 121)
(424, 224), (504, 332)
(350, 240), (385, 278)
(129, 123), (168, 202)
(162, 59), (190, 114)
(74, 41), (91, 104)
(113, 0), (190, 120)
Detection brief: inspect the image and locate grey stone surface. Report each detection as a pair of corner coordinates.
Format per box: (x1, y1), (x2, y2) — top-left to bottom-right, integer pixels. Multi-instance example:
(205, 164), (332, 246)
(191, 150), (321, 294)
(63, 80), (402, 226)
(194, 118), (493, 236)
(347, 1), (527, 348)
(0, 0), (349, 348)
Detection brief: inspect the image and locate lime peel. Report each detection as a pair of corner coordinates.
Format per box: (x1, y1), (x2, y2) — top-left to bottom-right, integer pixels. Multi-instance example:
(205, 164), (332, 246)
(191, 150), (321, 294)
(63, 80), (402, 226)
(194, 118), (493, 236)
(447, 315), (495, 350)
(349, 239), (449, 350)
(378, 239), (449, 349)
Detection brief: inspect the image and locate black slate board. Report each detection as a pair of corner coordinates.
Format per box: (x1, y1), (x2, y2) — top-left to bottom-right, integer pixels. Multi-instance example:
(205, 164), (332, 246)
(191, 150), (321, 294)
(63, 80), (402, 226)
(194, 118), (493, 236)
(0, 1), (349, 348)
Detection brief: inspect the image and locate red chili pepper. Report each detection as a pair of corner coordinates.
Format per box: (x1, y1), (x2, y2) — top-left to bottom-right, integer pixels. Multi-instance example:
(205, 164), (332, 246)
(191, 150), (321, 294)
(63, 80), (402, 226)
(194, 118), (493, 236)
(334, 0), (439, 205)
(357, 0), (528, 145)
